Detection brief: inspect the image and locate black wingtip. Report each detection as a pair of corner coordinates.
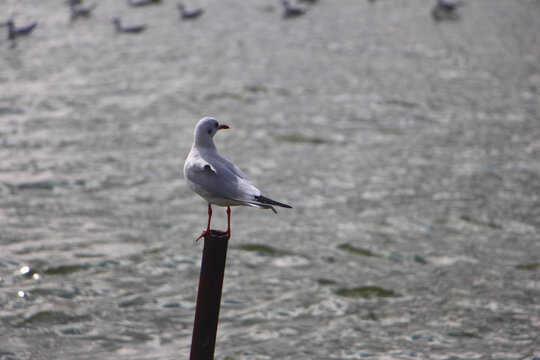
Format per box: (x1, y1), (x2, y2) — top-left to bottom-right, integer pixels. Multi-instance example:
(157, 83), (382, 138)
(254, 195), (292, 209)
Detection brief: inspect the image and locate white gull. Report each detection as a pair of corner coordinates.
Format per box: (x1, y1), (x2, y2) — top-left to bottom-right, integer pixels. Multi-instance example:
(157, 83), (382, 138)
(184, 117), (292, 240)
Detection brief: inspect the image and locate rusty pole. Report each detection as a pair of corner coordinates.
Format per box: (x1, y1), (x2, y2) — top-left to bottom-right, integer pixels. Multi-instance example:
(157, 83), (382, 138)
(189, 230), (230, 360)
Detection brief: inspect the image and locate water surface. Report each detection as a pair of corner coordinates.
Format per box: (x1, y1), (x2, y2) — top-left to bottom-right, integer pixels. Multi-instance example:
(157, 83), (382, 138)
(1, 0), (539, 359)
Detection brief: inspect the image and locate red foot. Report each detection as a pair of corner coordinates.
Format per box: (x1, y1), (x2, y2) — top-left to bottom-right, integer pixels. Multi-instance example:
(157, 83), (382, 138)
(194, 205), (231, 241)
(196, 229), (230, 241)
(196, 230), (210, 242)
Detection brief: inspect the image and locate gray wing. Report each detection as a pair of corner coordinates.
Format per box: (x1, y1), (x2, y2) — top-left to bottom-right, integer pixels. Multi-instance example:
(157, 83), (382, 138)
(186, 152), (261, 201)
(216, 154), (248, 180)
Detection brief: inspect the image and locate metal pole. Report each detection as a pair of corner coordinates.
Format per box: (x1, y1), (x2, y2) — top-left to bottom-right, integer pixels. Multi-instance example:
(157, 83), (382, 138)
(189, 230), (230, 360)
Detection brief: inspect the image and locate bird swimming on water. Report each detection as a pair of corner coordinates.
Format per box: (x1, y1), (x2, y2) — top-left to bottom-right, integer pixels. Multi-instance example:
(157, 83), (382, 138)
(432, 0), (464, 21)
(177, 3), (204, 20)
(2, 19), (38, 40)
(112, 18), (147, 34)
(184, 117), (292, 240)
(69, 3), (97, 21)
(127, 0), (161, 7)
(281, 0), (306, 18)
(436, 0), (464, 11)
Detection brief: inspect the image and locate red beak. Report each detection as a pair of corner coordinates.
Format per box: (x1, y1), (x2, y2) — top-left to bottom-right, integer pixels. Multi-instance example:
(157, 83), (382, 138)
(218, 124), (230, 130)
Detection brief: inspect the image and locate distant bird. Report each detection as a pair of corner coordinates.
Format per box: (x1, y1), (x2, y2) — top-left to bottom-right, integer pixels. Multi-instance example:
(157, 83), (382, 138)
(70, 3), (97, 21)
(2, 19), (38, 40)
(298, 0), (318, 3)
(113, 18), (146, 34)
(436, 0), (464, 11)
(184, 117), (292, 240)
(432, 0), (464, 21)
(177, 3), (204, 20)
(281, 0), (306, 18)
(127, 0), (160, 6)
(66, 0), (83, 6)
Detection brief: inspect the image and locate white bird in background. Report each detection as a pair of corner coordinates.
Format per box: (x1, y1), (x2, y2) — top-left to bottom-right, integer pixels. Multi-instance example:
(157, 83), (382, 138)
(184, 117), (292, 240)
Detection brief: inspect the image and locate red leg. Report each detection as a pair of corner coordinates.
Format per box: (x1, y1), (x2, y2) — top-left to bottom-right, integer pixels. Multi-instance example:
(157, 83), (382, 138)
(215, 206), (231, 237)
(226, 206), (231, 236)
(196, 204), (212, 241)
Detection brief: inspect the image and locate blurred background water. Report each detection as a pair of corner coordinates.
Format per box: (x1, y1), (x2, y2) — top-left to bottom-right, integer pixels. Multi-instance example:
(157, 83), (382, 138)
(1, 0), (539, 359)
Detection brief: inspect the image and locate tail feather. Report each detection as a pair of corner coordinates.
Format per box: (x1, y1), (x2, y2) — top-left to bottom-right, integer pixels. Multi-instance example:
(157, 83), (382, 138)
(244, 202), (277, 214)
(254, 195), (292, 209)
(228, 195), (291, 213)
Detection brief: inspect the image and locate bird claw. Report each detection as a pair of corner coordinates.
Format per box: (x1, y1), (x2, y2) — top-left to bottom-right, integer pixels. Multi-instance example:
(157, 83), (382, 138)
(196, 230), (210, 242)
(195, 229), (230, 241)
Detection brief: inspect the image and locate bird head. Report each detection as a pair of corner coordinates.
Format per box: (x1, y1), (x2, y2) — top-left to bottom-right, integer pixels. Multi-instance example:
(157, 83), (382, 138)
(193, 117), (229, 148)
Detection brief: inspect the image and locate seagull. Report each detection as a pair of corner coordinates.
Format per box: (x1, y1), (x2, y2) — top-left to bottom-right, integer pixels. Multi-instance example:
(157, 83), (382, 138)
(3, 19), (38, 40)
(69, 3), (97, 21)
(281, 0), (306, 18)
(436, 0), (464, 11)
(432, 0), (464, 21)
(112, 18), (146, 34)
(127, 0), (160, 7)
(184, 117), (292, 240)
(177, 3), (204, 20)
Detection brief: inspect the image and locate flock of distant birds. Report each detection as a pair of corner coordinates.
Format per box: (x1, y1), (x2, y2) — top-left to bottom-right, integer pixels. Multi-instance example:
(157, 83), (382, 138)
(2, 0), (465, 41)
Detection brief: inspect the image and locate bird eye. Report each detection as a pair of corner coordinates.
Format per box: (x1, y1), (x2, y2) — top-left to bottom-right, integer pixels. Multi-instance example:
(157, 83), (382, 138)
(207, 129), (212, 134)
(214, 123), (218, 128)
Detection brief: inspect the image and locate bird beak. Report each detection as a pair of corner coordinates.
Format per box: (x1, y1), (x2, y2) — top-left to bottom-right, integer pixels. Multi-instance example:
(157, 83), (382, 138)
(218, 124), (230, 130)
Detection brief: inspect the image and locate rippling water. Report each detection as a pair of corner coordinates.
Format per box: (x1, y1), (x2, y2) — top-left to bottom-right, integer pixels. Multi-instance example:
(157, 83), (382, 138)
(1, 0), (539, 359)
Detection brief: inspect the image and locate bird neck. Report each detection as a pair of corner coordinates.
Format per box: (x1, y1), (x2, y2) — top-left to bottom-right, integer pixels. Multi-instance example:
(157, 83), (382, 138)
(194, 137), (217, 151)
